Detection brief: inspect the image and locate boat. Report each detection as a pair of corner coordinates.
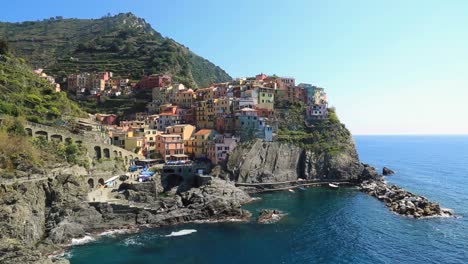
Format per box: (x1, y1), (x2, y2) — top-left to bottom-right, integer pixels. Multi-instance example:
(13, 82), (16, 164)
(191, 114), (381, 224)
(288, 189), (295, 193)
(328, 183), (339, 189)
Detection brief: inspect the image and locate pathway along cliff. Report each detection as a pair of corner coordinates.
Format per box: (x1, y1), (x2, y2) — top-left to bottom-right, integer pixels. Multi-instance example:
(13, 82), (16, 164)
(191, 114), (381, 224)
(0, 126), (453, 264)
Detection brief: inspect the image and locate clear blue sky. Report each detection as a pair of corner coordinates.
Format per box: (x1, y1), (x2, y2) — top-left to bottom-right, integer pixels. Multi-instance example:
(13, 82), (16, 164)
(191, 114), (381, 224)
(2, 0), (468, 135)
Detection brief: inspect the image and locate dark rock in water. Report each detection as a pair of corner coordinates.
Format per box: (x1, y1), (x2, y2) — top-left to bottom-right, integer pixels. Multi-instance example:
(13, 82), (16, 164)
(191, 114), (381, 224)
(257, 209), (285, 224)
(382, 167), (395, 176)
(359, 180), (453, 218)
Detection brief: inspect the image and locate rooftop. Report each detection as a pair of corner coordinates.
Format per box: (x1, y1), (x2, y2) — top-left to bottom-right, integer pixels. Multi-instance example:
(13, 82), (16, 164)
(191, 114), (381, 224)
(194, 129), (214, 136)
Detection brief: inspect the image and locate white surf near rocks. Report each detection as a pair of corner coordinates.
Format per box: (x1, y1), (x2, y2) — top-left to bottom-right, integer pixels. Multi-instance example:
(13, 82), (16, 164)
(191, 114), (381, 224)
(164, 229), (197, 237)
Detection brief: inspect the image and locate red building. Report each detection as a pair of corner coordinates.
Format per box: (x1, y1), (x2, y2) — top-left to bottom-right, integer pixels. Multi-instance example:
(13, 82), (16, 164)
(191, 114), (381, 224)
(135, 74), (172, 90)
(256, 73), (268, 81)
(96, 114), (118, 125)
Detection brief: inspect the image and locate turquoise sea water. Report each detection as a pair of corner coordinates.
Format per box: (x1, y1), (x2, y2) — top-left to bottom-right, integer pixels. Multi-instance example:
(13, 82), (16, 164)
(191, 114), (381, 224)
(69, 136), (468, 264)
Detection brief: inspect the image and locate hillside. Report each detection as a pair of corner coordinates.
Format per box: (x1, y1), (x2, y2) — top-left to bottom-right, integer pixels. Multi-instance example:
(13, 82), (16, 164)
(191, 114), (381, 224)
(0, 48), (84, 124)
(0, 13), (232, 88)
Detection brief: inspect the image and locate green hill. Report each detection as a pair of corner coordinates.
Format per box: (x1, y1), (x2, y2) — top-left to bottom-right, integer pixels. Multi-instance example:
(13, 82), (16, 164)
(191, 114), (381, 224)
(0, 13), (231, 88)
(0, 46), (85, 124)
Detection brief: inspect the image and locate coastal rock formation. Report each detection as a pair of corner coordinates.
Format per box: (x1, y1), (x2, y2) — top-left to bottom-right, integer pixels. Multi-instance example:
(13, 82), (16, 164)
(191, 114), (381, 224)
(359, 180), (453, 218)
(257, 209), (285, 224)
(382, 167), (395, 176)
(0, 171), (252, 264)
(0, 168), (93, 264)
(227, 139), (379, 184)
(101, 177), (252, 226)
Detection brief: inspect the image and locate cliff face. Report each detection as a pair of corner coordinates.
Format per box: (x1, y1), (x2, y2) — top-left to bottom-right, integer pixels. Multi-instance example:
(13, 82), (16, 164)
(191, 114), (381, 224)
(227, 136), (375, 184)
(0, 166), (98, 264)
(0, 171), (251, 264)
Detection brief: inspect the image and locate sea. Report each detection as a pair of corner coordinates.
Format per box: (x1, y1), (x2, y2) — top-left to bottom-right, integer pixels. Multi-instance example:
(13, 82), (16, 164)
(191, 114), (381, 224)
(68, 136), (468, 264)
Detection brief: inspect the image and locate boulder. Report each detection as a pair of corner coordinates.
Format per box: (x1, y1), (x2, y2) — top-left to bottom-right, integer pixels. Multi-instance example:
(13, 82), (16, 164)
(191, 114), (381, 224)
(257, 209), (285, 224)
(382, 167), (395, 176)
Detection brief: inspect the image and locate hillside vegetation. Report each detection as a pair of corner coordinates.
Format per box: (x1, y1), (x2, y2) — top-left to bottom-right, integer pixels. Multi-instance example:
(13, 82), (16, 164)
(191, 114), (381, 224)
(0, 13), (231, 87)
(0, 49), (84, 124)
(276, 103), (352, 156)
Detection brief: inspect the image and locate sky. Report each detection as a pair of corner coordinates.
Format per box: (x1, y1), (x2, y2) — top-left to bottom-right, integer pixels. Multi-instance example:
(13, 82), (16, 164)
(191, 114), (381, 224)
(2, 0), (468, 135)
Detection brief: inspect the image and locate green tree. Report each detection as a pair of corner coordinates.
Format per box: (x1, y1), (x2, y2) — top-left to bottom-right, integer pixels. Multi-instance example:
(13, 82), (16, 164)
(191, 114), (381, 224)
(0, 39), (8, 55)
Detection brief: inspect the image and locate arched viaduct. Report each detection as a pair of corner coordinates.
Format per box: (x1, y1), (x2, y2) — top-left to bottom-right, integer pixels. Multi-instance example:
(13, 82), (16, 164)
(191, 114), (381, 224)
(23, 121), (144, 166)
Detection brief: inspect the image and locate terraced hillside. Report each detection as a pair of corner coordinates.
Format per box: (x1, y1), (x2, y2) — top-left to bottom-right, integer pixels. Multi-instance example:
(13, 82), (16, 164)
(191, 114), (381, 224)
(0, 13), (231, 88)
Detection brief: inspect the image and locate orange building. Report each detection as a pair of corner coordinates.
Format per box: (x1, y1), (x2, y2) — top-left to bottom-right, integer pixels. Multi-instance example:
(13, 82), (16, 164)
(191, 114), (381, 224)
(155, 134), (185, 161)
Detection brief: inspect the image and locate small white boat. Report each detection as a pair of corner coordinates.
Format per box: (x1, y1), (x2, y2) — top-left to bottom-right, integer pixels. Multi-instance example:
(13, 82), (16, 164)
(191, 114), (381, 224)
(328, 183), (339, 189)
(288, 189), (295, 193)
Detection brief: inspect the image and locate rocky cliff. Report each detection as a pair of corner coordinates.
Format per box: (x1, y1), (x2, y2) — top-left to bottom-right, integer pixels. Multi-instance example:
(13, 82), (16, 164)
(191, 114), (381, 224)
(0, 169), (251, 264)
(226, 138), (376, 184)
(0, 166), (93, 264)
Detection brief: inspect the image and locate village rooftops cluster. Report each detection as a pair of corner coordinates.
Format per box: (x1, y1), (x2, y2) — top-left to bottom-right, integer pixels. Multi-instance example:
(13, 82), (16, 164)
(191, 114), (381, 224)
(67, 71), (133, 97)
(33, 69), (61, 92)
(90, 73), (329, 165)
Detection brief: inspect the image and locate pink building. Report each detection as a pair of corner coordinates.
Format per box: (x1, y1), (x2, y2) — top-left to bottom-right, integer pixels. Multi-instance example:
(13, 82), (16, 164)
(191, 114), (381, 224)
(135, 74), (172, 90)
(155, 134), (185, 161)
(256, 73), (268, 81)
(207, 134), (239, 165)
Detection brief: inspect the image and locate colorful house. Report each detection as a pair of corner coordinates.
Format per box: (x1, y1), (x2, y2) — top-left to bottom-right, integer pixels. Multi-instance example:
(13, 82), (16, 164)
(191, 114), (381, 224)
(165, 124), (196, 141)
(186, 129), (218, 159)
(256, 87), (275, 110)
(155, 134), (185, 161)
(207, 134), (239, 164)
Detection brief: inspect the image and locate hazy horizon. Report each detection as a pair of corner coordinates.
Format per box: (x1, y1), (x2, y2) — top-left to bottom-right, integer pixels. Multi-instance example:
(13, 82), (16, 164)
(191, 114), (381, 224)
(2, 0), (468, 135)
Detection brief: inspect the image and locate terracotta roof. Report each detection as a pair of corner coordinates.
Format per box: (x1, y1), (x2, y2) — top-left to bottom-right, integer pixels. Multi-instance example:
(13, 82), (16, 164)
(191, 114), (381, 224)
(159, 112), (176, 116)
(194, 129), (214, 136)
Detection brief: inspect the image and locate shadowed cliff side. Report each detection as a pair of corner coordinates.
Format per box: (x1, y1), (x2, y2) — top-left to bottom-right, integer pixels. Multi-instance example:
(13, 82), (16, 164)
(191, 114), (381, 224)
(227, 108), (379, 184)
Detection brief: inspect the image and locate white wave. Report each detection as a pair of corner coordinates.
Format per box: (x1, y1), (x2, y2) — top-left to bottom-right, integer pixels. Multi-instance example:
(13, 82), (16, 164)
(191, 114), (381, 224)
(123, 237), (143, 246)
(164, 229), (197, 237)
(99, 229), (129, 237)
(71, 235), (95, 245)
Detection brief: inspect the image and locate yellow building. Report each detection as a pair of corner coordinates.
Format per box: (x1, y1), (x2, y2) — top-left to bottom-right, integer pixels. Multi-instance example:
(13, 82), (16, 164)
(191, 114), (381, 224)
(109, 130), (134, 148)
(145, 129), (162, 158)
(165, 124), (196, 141)
(214, 97), (231, 116)
(196, 87), (214, 101)
(124, 136), (146, 156)
(256, 87), (275, 110)
(175, 89), (195, 108)
(186, 129), (217, 158)
(196, 100), (215, 129)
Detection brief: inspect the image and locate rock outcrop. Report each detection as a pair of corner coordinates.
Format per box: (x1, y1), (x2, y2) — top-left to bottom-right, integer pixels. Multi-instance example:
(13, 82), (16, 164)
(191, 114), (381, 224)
(382, 167), (395, 176)
(257, 209), (285, 224)
(359, 180), (453, 218)
(0, 167), (94, 264)
(227, 139), (379, 184)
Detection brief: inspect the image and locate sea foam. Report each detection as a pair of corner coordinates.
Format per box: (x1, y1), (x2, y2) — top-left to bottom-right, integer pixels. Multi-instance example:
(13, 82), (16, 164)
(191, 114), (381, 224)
(71, 235), (95, 245)
(164, 229), (197, 237)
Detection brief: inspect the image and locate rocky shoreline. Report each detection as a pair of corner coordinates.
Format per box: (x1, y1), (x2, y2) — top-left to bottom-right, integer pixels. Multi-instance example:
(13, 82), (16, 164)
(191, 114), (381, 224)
(0, 139), (455, 264)
(359, 179), (453, 218)
(257, 209), (286, 224)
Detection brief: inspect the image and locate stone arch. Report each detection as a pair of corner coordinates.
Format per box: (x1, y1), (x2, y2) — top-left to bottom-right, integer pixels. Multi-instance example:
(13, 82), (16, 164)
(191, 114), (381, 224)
(50, 134), (63, 142)
(65, 138), (72, 144)
(25, 128), (32, 136)
(35, 130), (48, 140)
(94, 146), (102, 159)
(87, 178), (94, 189)
(103, 148), (110, 159)
(98, 178), (105, 186)
(119, 151), (122, 158)
(113, 150), (118, 159)
(124, 156), (128, 165)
